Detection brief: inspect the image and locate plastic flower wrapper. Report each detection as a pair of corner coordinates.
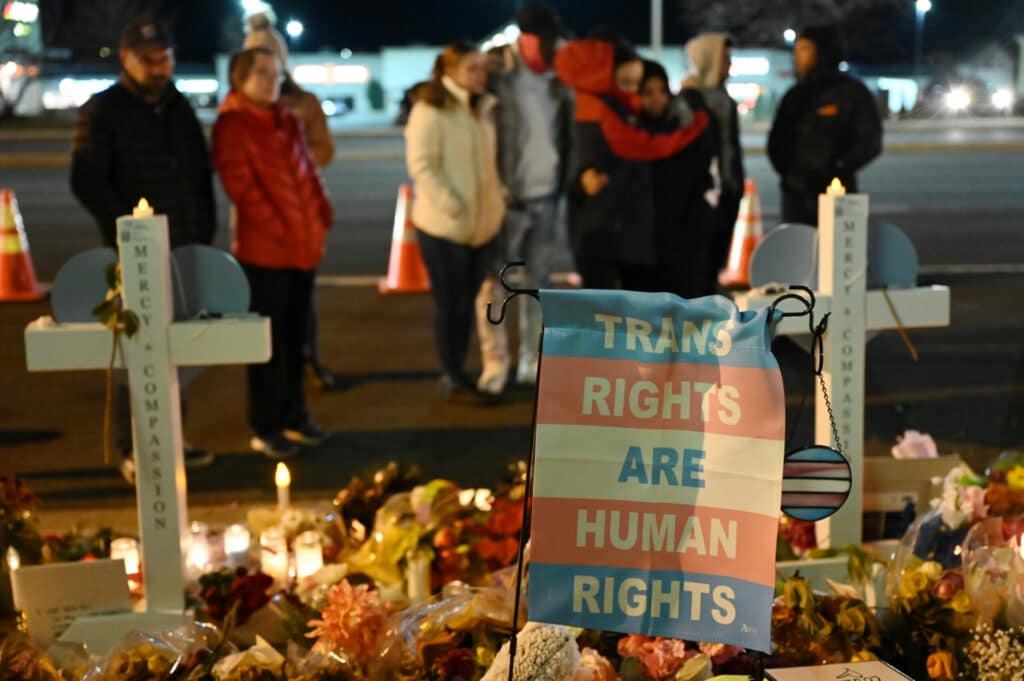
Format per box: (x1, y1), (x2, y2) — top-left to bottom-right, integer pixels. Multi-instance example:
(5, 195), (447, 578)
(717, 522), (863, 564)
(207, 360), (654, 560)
(891, 430), (938, 460)
(409, 480), (462, 532)
(0, 632), (63, 681)
(211, 636), (285, 681)
(82, 622), (231, 681)
(306, 580), (389, 672)
(961, 516), (1017, 626)
(284, 640), (358, 681)
(369, 583), (515, 681)
(480, 622), (578, 681)
(295, 564), (350, 611)
(333, 462), (423, 544)
(344, 492), (431, 586)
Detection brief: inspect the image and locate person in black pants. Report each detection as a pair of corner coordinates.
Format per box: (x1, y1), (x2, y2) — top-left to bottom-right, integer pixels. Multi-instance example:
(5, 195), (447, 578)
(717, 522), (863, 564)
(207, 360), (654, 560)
(69, 17), (217, 482)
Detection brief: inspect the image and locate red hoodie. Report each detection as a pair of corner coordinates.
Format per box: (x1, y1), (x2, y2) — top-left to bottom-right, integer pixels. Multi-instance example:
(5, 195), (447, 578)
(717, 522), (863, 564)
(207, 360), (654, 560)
(213, 91), (333, 271)
(554, 40), (709, 161)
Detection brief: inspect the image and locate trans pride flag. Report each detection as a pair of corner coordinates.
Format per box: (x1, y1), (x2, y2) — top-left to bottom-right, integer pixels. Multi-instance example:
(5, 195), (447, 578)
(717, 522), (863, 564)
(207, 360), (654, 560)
(527, 290), (785, 652)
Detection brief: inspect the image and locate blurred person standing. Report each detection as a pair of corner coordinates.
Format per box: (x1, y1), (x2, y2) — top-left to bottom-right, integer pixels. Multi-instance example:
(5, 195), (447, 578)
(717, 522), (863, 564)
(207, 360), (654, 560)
(405, 41), (505, 402)
(768, 25), (882, 225)
(243, 12), (343, 391)
(474, 1), (574, 393)
(681, 33), (745, 290)
(70, 17), (216, 481)
(213, 47), (334, 459)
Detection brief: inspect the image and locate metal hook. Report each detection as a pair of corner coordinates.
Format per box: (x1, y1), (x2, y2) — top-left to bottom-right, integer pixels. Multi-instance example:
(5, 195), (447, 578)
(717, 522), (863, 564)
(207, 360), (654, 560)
(766, 284), (816, 326)
(486, 262), (540, 325)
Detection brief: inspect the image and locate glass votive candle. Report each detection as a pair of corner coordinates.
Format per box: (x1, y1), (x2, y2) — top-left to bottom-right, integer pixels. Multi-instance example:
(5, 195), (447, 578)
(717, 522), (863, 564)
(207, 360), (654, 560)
(260, 527), (289, 587)
(186, 521), (211, 580)
(224, 524), (251, 567)
(294, 530), (324, 579)
(110, 537), (140, 576)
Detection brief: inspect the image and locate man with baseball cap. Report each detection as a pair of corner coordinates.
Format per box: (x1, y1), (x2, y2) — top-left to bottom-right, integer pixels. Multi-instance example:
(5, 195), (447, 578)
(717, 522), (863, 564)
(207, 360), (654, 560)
(70, 17), (218, 482)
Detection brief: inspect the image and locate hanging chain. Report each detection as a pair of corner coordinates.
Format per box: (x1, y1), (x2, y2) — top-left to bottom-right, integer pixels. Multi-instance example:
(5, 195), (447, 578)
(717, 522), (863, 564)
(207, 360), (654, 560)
(817, 368), (845, 457)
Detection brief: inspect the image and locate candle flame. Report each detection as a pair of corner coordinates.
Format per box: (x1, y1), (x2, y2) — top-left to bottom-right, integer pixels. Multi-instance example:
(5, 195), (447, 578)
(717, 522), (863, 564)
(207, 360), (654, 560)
(136, 198), (150, 212)
(5, 546), (20, 572)
(275, 462), (291, 487)
(826, 178), (846, 196)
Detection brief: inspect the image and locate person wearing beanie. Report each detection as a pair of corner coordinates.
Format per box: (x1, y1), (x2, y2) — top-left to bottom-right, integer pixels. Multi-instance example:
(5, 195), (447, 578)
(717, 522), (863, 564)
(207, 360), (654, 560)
(681, 33), (745, 291)
(472, 1), (574, 394)
(244, 12), (342, 390)
(767, 24), (883, 225)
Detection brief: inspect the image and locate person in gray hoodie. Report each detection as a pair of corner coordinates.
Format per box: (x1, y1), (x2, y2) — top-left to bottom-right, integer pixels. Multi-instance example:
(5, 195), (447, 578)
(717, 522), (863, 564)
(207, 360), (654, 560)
(681, 33), (745, 291)
(475, 2), (574, 392)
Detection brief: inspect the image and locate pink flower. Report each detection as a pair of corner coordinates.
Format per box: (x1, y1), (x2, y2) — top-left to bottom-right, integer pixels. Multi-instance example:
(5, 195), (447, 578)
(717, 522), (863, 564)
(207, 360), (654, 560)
(931, 569), (965, 602)
(577, 647), (617, 681)
(961, 485), (989, 522)
(618, 636), (693, 679)
(891, 430), (938, 459)
(306, 580), (388, 665)
(698, 641), (744, 665)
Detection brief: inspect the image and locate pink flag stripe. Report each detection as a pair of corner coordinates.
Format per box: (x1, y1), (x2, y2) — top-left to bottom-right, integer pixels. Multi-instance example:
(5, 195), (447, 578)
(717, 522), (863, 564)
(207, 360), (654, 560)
(530, 497), (779, 587)
(536, 355), (785, 440)
(781, 493), (848, 508)
(783, 462), (850, 478)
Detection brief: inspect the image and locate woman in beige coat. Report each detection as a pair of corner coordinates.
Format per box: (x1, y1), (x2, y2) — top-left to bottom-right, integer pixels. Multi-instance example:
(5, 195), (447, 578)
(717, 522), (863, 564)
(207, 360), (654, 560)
(405, 40), (505, 400)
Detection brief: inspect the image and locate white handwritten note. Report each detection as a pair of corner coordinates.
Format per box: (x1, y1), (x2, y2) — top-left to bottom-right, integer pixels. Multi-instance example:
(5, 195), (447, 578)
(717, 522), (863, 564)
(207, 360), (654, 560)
(10, 559), (132, 644)
(768, 661), (912, 681)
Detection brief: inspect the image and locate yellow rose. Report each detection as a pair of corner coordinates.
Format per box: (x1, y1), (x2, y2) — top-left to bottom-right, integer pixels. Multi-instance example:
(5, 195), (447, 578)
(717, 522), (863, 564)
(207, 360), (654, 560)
(949, 589), (974, 614)
(1008, 468), (1024, 492)
(919, 561), (944, 581)
(851, 649), (878, 662)
(899, 570), (929, 601)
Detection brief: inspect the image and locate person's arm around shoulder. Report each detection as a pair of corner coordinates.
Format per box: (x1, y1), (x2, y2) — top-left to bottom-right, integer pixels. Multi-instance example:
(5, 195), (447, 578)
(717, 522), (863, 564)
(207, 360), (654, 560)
(404, 102), (463, 218)
(70, 95), (123, 246)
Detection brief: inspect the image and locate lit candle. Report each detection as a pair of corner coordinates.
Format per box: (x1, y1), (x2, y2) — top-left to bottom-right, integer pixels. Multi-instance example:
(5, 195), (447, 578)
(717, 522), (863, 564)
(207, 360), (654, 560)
(260, 527), (289, 588)
(293, 530), (324, 579)
(224, 524), (251, 567)
(5, 546), (20, 572)
(826, 178), (847, 196)
(110, 538), (140, 576)
(275, 462), (291, 510)
(133, 197), (154, 217)
(186, 521), (211, 580)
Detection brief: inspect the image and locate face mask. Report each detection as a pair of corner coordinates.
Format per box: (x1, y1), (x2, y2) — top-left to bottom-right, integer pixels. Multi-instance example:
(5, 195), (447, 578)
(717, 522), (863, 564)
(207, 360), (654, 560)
(518, 33), (548, 74)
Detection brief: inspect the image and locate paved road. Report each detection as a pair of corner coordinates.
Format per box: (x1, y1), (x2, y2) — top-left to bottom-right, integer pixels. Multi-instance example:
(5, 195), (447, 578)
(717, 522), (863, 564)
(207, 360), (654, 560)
(1, 137), (1023, 517)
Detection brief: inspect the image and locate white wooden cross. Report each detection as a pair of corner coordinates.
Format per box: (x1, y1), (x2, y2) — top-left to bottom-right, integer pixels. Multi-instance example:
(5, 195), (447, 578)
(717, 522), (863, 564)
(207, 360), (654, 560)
(734, 183), (950, 549)
(23, 201), (270, 648)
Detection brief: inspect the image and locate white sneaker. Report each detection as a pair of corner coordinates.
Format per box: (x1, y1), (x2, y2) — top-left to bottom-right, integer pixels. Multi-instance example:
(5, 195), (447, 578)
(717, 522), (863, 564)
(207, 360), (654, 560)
(477, 362), (508, 395)
(516, 357), (539, 385)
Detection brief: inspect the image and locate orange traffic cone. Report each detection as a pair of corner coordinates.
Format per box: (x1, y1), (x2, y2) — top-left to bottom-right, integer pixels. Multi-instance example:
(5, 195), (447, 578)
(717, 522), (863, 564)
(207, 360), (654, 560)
(717, 178), (764, 289)
(378, 184), (431, 294)
(0, 188), (47, 302)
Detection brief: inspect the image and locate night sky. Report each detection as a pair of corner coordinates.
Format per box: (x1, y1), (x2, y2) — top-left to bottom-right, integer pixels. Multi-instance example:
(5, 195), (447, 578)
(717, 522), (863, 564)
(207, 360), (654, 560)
(63, 0), (1024, 65)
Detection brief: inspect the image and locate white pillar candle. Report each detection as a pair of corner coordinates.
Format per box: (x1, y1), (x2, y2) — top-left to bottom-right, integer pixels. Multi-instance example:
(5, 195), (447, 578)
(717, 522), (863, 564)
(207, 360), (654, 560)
(5, 546), (20, 572)
(293, 530), (323, 579)
(224, 524), (251, 567)
(275, 462), (291, 510)
(260, 527), (289, 588)
(186, 521), (211, 580)
(405, 549), (432, 602)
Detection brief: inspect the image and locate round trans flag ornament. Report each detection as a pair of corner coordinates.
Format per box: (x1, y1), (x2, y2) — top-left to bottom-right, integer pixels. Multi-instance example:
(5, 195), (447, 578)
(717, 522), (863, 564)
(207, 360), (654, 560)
(781, 446), (852, 521)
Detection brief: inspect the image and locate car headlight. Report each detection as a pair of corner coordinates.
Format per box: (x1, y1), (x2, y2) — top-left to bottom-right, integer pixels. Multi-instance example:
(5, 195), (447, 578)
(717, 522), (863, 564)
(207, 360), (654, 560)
(992, 88), (1014, 111)
(944, 87), (971, 112)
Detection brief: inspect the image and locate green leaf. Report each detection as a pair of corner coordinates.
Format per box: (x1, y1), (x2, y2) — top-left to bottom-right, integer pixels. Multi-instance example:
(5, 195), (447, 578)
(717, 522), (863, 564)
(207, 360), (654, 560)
(122, 311), (140, 337)
(104, 262), (119, 289)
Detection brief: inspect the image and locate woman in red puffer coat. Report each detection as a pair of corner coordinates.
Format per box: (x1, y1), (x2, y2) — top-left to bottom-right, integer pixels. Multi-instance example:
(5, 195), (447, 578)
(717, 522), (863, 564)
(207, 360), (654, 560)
(213, 46), (333, 460)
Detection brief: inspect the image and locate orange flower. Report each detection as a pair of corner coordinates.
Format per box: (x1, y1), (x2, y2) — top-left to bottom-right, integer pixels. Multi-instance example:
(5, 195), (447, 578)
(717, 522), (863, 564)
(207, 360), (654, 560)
(926, 651), (956, 681)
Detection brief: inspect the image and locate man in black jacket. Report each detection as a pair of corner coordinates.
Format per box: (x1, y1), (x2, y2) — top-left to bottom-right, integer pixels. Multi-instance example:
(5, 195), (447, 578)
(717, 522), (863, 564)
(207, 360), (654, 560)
(70, 17), (216, 481)
(767, 25), (883, 225)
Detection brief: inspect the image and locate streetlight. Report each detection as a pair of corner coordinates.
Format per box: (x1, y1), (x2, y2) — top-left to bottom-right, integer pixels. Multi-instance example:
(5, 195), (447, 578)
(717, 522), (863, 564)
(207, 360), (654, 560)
(914, 0), (932, 75)
(783, 28), (796, 46)
(285, 19), (303, 40)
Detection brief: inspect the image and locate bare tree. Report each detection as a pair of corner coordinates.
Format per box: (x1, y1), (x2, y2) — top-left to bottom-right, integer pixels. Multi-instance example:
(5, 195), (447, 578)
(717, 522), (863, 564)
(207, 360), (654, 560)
(679, 0), (903, 48)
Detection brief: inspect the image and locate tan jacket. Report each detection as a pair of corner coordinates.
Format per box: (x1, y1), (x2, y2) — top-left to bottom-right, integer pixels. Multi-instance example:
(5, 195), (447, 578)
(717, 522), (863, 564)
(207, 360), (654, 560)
(404, 77), (505, 247)
(280, 86), (334, 168)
